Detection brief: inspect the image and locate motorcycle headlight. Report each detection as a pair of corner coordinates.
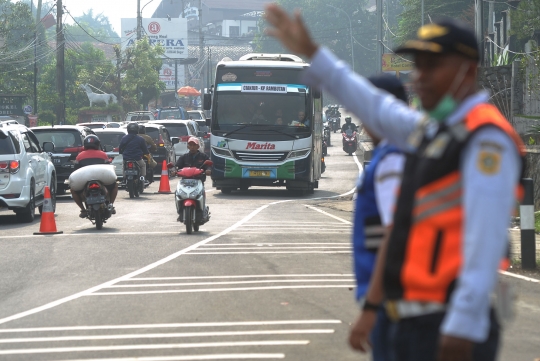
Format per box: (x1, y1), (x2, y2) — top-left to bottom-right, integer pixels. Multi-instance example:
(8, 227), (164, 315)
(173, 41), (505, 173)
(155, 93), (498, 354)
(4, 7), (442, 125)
(287, 149), (311, 160)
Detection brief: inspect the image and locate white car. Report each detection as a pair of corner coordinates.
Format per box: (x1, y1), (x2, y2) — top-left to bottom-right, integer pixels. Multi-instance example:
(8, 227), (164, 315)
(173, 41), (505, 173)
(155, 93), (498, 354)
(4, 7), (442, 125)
(93, 128), (127, 180)
(0, 121), (57, 222)
(149, 120), (205, 157)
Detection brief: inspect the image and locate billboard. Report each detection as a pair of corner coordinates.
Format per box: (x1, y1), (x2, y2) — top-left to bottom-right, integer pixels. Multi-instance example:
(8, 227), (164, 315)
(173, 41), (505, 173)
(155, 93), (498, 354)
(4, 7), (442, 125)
(382, 53), (414, 72)
(121, 18), (188, 59)
(160, 62), (185, 91)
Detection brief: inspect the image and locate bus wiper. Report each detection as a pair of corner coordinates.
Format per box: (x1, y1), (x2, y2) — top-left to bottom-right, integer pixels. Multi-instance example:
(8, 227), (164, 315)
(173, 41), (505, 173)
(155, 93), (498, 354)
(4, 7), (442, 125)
(261, 128), (299, 139)
(223, 124), (265, 137)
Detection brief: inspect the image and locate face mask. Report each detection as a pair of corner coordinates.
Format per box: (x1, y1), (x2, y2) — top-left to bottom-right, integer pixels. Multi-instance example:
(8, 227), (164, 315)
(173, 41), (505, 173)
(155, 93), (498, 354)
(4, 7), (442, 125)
(428, 94), (458, 122)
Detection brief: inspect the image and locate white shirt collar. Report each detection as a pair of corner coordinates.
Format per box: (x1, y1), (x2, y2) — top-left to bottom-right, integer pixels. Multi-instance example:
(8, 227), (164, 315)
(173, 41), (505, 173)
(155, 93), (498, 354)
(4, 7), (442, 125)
(446, 91), (490, 126)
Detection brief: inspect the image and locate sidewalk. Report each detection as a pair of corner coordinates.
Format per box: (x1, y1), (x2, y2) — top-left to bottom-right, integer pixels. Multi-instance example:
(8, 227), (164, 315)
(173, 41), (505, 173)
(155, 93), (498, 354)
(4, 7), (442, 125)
(508, 229), (540, 260)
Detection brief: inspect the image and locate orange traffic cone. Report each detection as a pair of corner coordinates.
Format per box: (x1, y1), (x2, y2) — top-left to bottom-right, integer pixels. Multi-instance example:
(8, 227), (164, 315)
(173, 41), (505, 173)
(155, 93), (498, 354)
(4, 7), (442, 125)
(156, 160), (172, 194)
(33, 186), (63, 235)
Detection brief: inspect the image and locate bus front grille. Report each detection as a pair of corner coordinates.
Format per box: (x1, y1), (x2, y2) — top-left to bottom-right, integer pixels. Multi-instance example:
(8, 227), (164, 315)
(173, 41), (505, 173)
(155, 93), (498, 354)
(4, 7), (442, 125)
(233, 151), (289, 162)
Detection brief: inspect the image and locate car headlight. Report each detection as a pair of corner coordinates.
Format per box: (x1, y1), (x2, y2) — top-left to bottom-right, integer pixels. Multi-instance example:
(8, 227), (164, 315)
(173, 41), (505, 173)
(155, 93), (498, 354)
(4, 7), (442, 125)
(212, 147), (233, 158)
(287, 149), (311, 160)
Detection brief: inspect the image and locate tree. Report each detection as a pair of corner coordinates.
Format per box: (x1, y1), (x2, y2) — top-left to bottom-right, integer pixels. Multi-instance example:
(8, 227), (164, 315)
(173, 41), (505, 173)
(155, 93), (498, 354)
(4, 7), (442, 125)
(254, 0), (378, 77)
(510, 0), (540, 41)
(122, 38), (166, 110)
(63, 9), (120, 44)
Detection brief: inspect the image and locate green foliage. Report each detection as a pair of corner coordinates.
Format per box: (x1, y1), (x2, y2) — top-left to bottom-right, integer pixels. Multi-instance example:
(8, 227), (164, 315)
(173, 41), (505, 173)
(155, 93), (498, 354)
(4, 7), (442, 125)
(510, 0), (540, 41)
(529, 136), (536, 146)
(254, 0), (378, 76)
(37, 110), (56, 126)
(122, 38), (166, 109)
(396, 0), (472, 42)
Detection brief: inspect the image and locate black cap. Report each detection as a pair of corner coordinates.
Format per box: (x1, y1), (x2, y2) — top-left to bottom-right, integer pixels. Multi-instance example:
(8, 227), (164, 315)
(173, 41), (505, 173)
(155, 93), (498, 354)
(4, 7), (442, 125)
(367, 74), (408, 103)
(395, 18), (479, 60)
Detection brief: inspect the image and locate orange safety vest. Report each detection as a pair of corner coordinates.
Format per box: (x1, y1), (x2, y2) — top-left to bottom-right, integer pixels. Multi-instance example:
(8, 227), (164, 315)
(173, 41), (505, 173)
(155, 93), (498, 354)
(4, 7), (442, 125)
(383, 103), (525, 304)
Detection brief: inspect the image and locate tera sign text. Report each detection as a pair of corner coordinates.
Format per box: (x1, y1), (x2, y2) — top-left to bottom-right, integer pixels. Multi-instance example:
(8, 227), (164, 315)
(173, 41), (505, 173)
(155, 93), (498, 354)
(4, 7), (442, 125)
(121, 18), (188, 59)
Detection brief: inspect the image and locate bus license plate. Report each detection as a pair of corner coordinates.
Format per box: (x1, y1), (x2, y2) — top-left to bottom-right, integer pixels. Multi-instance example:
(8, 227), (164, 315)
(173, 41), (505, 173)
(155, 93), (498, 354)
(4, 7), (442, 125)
(249, 170), (270, 177)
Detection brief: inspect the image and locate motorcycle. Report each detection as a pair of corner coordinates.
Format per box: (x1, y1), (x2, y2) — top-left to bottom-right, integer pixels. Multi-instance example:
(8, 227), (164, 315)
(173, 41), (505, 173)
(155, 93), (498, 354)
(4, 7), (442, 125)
(330, 117), (341, 133)
(174, 160), (213, 234)
(322, 139), (328, 156)
(321, 157), (326, 174)
(323, 123), (332, 147)
(123, 159), (145, 198)
(342, 129), (358, 156)
(82, 180), (112, 230)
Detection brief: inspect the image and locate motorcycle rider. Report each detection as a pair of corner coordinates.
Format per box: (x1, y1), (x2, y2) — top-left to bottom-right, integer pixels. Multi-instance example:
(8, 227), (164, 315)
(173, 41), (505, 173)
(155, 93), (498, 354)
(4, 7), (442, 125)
(138, 124), (158, 182)
(119, 122), (149, 183)
(341, 116), (359, 133)
(174, 137), (211, 221)
(72, 135), (118, 218)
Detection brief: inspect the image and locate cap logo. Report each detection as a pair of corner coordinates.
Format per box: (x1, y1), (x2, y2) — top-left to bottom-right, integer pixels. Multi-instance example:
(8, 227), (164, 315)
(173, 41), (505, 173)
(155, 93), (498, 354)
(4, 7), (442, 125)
(417, 24), (449, 40)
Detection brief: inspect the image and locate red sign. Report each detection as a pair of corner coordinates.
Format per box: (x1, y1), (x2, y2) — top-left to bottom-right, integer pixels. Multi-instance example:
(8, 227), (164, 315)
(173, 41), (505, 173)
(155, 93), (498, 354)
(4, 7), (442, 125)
(148, 22), (161, 34)
(28, 115), (38, 128)
(246, 142), (276, 150)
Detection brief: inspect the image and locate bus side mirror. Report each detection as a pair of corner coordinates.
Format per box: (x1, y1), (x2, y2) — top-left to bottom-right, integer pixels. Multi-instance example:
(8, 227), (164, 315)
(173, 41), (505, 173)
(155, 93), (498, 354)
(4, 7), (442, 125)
(203, 94), (212, 110)
(313, 88), (321, 99)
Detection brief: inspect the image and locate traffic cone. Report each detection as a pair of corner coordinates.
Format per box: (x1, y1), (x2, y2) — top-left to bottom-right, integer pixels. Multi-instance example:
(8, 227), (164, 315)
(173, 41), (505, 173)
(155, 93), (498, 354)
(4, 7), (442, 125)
(33, 186), (63, 235)
(156, 160), (172, 194)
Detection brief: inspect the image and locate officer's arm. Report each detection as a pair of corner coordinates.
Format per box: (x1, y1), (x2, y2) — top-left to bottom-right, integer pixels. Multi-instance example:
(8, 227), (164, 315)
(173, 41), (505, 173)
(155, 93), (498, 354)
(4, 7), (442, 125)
(302, 48), (422, 151)
(441, 128), (520, 342)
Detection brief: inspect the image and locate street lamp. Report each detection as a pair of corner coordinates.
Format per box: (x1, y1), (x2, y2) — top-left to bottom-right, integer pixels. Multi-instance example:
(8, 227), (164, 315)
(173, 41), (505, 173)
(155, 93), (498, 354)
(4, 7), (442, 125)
(137, 0), (157, 40)
(326, 4), (354, 72)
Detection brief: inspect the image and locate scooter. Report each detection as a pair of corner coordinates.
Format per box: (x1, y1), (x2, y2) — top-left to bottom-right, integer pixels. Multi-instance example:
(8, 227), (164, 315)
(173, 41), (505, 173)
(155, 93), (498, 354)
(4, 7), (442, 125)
(82, 180), (112, 230)
(174, 160), (213, 234)
(123, 160), (145, 198)
(342, 129), (358, 156)
(323, 124), (331, 147)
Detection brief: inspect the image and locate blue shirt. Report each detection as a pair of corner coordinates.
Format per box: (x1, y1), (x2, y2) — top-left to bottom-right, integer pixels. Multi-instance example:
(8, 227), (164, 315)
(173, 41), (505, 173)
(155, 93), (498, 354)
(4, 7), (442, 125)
(304, 47), (520, 342)
(119, 134), (149, 161)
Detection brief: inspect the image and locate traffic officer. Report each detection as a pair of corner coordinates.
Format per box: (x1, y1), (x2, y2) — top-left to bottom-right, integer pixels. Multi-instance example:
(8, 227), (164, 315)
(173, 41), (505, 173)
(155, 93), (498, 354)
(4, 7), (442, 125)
(350, 75), (407, 361)
(265, 7), (524, 361)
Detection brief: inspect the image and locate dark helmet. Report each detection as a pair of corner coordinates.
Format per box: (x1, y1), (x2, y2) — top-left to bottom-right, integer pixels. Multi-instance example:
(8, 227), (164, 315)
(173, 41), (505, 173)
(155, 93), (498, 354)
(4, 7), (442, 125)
(138, 124), (146, 134)
(367, 74), (408, 103)
(83, 135), (101, 150)
(127, 122), (139, 134)
(345, 117), (352, 123)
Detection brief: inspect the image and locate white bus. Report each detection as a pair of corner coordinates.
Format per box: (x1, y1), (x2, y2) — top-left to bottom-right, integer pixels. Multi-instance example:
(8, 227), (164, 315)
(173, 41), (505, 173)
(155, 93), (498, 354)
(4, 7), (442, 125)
(203, 53), (323, 194)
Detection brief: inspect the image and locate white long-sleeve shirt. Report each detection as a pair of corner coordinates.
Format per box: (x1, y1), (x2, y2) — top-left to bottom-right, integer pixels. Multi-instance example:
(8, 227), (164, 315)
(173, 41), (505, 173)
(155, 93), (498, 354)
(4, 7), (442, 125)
(304, 47), (520, 342)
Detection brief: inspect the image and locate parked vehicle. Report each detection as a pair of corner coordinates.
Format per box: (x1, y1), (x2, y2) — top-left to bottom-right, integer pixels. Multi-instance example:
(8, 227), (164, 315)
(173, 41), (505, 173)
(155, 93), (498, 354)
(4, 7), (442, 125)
(174, 160), (212, 234)
(0, 121), (57, 222)
(150, 120), (205, 159)
(125, 111), (155, 122)
(144, 124), (176, 175)
(157, 107), (188, 120)
(78, 122), (123, 129)
(188, 113), (211, 156)
(187, 110), (206, 121)
(31, 125), (95, 195)
(123, 159), (145, 198)
(342, 129), (358, 156)
(93, 129), (127, 181)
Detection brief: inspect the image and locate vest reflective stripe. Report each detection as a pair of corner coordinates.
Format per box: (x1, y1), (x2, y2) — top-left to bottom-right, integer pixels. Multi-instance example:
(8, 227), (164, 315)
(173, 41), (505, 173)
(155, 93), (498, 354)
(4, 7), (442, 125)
(364, 224), (386, 249)
(385, 103), (525, 303)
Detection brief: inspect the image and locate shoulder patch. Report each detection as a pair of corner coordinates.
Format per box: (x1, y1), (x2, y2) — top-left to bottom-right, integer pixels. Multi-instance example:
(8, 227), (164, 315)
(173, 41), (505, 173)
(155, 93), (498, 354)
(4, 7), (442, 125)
(477, 150), (501, 175)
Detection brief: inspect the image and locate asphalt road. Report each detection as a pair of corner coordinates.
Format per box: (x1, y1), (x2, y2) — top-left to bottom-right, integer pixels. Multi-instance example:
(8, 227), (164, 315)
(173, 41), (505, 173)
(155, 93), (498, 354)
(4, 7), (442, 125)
(0, 119), (539, 361)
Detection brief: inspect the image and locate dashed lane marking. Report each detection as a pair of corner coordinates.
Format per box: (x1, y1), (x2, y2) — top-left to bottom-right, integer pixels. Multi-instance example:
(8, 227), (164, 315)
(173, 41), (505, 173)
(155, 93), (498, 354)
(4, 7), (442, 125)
(105, 279), (355, 288)
(127, 274), (353, 281)
(185, 251), (351, 255)
(304, 205), (352, 225)
(55, 354), (285, 361)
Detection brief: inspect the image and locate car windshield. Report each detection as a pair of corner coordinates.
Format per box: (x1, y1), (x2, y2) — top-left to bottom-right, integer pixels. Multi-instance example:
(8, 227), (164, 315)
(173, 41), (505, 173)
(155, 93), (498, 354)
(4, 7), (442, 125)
(33, 129), (82, 152)
(188, 111), (203, 120)
(157, 124), (188, 138)
(160, 109), (182, 120)
(0, 131), (16, 155)
(195, 121), (208, 132)
(95, 132), (125, 149)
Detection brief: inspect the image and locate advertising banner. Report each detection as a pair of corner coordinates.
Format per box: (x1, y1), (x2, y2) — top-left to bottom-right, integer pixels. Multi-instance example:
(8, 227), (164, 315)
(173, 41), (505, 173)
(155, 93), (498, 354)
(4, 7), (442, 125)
(382, 53), (414, 72)
(160, 62), (185, 90)
(121, 18), (188, 59)
(0, 96), (25, 116)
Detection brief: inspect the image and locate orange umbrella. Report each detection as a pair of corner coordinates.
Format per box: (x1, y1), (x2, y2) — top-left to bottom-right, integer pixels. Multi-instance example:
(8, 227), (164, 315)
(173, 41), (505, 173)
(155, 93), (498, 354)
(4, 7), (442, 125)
(177, 86), (201, 96)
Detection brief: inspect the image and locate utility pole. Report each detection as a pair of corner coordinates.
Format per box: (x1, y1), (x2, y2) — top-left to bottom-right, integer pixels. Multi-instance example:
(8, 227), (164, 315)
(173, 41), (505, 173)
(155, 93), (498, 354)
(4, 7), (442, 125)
(33, 0), (43, 115)
(55, 0), (65, 125)
(475, 0), (484, 64)
(376, 0), (383, 73)
(137, 0), (142, 40)
(199, 0), (204, 93)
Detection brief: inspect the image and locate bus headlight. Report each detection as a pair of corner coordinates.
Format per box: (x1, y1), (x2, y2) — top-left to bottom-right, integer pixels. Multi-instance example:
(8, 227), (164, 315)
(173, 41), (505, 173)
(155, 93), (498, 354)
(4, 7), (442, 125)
(212, 147), (233, 158)
(287, 149), (311, 160)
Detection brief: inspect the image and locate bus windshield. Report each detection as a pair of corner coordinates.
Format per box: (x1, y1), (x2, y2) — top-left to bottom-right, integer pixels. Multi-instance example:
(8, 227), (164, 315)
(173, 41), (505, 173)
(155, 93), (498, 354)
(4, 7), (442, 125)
(213, 92), (310, 137)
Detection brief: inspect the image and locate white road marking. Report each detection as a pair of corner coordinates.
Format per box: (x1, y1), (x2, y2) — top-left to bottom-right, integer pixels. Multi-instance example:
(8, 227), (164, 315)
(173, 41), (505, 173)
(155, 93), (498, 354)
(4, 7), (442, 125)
(186, 251), (351, 255)
(304, 205), (352, 225)
(106, 279), (355, 288)
(0, 329), (335, 344)
(499, 270), (540, 283)
(203, 243), (350, 246)
(127, 274), (353, 281)
(0, 320), (342, 333)
(227, 231), (349, 234)
(0, 340), (310, 355)
(58, 354), (285, 361)
(195, 246), (351, 250)
(352, 152), (363, 175)
(0, 204), (271, 326)
(89, 285), (356, 296)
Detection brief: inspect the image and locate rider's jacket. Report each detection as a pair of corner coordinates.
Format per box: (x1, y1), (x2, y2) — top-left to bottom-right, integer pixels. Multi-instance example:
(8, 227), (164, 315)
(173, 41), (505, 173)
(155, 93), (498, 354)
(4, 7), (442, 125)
(76, 149), (109, 167)
(119, 134), (149, 161)
(176, 151), (210, 181)
(139, 134), (157, 152)
(353, 143), (400, 300)
(384, 103), (525, 304)
(342, 123), (358, 133)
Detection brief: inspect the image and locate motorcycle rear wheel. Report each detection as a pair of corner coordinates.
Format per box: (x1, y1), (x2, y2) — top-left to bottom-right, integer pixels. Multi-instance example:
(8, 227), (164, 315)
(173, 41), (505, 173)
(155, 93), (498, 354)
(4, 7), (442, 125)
(127, 181), (134, 198)
(95, 211), (103, 230)
(134, 181), (140, 198)
(185, 207), (193, 234)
